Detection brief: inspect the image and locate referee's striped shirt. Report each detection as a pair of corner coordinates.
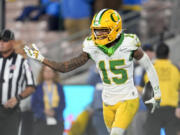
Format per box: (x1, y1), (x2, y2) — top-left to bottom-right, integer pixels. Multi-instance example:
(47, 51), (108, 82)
(0, 52), (35, 104)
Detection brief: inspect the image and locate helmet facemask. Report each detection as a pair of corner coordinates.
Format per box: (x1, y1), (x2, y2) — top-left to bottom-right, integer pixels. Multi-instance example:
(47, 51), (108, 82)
(93, 28), (110, 40)
(91, 9), (122, 46)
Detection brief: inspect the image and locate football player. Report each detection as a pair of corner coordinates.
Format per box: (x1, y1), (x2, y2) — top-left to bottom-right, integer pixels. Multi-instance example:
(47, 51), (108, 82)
(24, 9), (161, 135)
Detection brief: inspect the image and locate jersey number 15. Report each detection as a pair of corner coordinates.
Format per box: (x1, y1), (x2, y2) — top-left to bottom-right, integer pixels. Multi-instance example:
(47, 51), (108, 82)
(99, 59), (128, 85)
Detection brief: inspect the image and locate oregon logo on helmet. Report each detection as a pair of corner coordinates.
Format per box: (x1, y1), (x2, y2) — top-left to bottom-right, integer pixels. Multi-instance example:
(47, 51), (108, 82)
(110, 13), (120, 22)
(91, 9), (122, 46)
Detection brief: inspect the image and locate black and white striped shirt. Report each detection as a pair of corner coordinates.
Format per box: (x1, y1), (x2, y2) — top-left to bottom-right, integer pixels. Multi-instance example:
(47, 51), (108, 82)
(0, 52), (35, 104)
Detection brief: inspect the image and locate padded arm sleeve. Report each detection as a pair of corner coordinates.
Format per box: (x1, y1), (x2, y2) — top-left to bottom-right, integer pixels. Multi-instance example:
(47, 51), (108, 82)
(138, 53), (161, 99)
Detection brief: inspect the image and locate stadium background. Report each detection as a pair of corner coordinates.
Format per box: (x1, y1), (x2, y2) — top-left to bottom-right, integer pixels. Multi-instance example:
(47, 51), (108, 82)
(0, 0), (180, 135)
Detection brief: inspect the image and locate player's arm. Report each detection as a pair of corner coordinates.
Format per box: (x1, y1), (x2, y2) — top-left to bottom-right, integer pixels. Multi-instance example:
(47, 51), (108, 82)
(133, 48), (161, 113)
(24, 44), (90, 73)
(133, 48), (160, 98)
(43, 52), (89, 73)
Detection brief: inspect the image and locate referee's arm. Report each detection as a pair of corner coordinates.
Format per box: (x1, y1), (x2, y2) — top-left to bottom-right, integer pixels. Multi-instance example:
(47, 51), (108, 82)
(18, 86), (35, 100)
(20, 59), (36, 99)
(4, 59), (35, 108)
(4, 87), (35, 109)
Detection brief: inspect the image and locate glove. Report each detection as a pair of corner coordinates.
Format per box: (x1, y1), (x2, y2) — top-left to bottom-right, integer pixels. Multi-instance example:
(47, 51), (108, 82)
(145, 97), (161, 113)
(24, 44), (44, 62)
(145, 86), (161, 114)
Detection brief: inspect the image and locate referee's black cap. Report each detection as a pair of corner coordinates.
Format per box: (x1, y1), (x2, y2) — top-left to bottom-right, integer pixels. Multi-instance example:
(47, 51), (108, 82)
(0, 29), (15, 42)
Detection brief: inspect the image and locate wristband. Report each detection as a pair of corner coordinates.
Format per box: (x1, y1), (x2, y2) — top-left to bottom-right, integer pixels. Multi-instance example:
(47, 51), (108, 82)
(15, 95), (23, 102)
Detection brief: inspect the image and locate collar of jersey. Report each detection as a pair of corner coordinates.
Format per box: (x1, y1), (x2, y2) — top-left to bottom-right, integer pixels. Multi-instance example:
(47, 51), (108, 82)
(97, 33), (124, 56)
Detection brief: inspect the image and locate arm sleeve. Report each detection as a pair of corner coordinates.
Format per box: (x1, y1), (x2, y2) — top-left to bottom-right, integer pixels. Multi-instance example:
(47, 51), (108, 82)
(138, 53), (161, 99)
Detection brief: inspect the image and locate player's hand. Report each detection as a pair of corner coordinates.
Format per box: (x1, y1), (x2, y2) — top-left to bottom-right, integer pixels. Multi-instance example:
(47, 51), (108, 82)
(24, 44), (44, 62)
(145, 86), (161, 114)
(145, 97), (161, 113)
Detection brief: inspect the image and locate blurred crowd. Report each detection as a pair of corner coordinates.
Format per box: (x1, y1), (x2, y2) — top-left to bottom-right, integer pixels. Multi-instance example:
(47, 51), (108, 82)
(13, 0), (173, 41)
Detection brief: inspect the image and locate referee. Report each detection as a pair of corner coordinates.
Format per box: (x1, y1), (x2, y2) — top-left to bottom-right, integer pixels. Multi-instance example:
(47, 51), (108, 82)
(0, 29), (35, 135)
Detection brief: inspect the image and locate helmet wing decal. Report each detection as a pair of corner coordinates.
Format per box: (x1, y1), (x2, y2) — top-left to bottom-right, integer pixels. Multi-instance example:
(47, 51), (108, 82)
(94, 9), (108, 26)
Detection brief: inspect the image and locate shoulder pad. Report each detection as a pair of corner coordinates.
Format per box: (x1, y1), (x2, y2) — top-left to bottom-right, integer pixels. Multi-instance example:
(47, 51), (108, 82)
(83, 36), (92, 47)
(124, 33), (141, 50)
(82, 36), (95, 54)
